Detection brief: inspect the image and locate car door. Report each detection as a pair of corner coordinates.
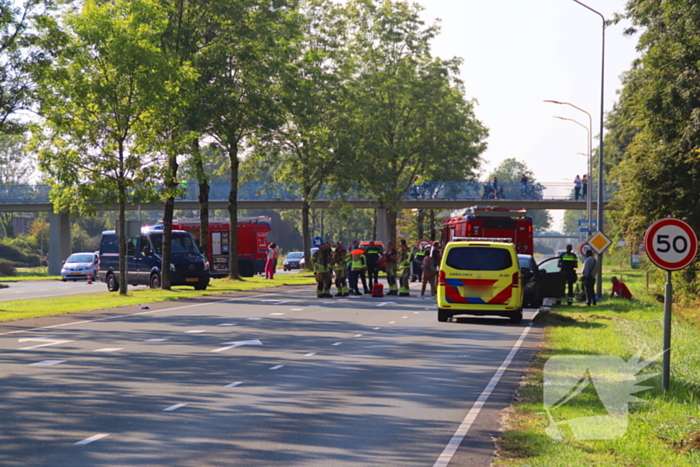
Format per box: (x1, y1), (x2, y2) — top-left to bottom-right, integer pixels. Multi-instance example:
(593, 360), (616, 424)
(537, 257), (566, 299)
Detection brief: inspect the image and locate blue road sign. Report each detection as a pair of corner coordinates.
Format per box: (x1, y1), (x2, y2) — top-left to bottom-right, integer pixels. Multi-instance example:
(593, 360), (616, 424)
(578, 219), (598, 227)
(312, 236), (323, 247)
(579, 227), (596, 232)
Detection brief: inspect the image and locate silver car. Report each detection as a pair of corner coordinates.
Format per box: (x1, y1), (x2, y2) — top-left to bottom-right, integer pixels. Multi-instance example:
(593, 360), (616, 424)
(61, 252), (99, 282)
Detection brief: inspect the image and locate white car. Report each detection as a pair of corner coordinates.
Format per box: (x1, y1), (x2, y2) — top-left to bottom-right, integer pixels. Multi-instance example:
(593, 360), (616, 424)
(61, 252), (99, 282)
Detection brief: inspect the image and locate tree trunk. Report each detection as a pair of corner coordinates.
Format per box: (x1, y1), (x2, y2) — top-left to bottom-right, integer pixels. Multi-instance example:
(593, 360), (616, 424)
(118, 196), (127, 296)
(387, 208), (397, 244)
(192, 137), (210, 253)
(417, 209), (425, 240)
(428, 209), (437, 241)
(301, 200), (311, 270)
(226, 143), (240, 279)
(161, 152), (178, 290)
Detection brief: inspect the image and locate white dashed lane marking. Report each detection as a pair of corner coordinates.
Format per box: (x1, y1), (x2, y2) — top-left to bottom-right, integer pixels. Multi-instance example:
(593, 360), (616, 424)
(163, 403), (187, 412)
(75, 434), (109, 445)
(145, 338), (169, 342)
(269, 313), (285, 316)
(225, 382), (242, 388)
(269, 365), (284, 370)
(305, 352), (316, 357)
(185, 330), (206, 334)
(94, 348), (122, 353)
(218, 323), (237, 327)
(30, 360), (65, 366)
(332, 342), (342, 346)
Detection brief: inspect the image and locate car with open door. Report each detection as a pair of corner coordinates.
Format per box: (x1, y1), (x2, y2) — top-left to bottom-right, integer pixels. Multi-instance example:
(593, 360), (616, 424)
(518, 255), (566, 308)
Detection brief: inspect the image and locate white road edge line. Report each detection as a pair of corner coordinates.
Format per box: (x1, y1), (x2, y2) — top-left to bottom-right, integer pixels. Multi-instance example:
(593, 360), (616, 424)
(432, 319), (535, 467)
(163, 403), (187, 412)
(75, 433), (109, 445)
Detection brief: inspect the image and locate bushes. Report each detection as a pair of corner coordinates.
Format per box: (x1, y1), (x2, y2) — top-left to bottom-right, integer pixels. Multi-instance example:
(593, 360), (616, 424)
(0, 242), (41, 267)
(0, 260), (16, 276)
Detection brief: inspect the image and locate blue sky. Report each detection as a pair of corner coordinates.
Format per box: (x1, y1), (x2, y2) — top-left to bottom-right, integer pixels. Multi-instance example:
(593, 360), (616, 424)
(414, 0), (639, 228)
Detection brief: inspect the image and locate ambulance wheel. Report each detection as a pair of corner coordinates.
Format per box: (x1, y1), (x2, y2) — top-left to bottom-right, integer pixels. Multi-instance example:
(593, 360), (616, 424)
(509, 311), (523, 325)
(438, 309), (451, 322)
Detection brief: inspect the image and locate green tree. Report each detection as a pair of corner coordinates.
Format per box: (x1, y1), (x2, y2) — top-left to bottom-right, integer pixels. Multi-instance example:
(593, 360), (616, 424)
(33, 0), (175, 294)
(487, 158), (552, 232)
(0, 134), (34, 237)
(343, 0), (487, 243)
(610, 0), (700, 296)
(199, 0), (300, 279)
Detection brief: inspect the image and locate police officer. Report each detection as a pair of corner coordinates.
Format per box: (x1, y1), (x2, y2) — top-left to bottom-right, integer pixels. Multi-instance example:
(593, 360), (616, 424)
(397, 239), (412, 296)
(312, 241), (333, 298)
(365, 240), (381, 289)
(384, 241), (398, 296)
(558, 244), (578, 305)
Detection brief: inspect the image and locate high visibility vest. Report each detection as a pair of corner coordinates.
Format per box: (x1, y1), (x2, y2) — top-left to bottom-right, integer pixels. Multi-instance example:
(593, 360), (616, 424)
(559, 252), (578, 270)
(312, 250), (330, 273)
(397, 249), (412, 269)
(350, 250), (366, 270)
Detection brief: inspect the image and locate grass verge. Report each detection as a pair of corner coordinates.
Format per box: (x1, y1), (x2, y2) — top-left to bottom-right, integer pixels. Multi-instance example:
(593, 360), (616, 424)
(0, 266), (60, 281)
(495, 268), (700, 466)
(0, 272), (316, 323)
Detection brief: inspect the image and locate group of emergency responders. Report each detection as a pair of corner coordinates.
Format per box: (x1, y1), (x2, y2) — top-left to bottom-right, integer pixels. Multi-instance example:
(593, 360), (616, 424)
(309, 239), (431, 298)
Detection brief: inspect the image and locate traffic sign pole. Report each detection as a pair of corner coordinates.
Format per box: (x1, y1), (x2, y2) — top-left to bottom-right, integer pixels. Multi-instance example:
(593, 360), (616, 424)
(662, 271), (672, 390)
(644, 217), (699, 391)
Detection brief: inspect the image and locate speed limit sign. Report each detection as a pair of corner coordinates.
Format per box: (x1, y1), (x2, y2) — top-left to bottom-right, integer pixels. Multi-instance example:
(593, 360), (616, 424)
(644, 218), (698, 271)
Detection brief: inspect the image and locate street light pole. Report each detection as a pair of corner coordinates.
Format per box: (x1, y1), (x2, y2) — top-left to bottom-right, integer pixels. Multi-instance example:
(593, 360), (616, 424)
(545, 101), (593, 239)
(572, 0), (606, 297)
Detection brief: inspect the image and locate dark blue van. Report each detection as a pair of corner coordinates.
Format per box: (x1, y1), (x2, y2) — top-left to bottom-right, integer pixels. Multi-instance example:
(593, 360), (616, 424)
(98, 226), (210, 292)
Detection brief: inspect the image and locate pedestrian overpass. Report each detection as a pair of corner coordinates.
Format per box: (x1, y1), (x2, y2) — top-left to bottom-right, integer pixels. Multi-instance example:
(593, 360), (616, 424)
(0, 181), (615, 274)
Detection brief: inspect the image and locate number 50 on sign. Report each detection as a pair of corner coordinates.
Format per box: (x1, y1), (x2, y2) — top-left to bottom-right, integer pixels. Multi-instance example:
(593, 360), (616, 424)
(644, 218), (698, 271)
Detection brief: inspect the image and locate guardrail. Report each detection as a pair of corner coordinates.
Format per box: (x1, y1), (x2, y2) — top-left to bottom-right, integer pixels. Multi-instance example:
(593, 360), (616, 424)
(0, 181), (617, 204)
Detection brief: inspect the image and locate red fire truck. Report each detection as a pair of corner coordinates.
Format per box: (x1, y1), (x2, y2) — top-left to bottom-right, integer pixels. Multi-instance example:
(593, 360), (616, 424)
(172, 217), (272, 277)
(441, 206), (534, 254)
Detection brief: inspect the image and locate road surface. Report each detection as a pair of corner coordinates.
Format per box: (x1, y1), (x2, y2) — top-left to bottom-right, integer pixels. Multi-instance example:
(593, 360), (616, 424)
(0, 285), (542, 466)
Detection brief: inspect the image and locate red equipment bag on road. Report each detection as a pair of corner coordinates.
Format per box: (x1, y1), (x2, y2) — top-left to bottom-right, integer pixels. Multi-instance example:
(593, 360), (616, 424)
(372, 283), (384, 298)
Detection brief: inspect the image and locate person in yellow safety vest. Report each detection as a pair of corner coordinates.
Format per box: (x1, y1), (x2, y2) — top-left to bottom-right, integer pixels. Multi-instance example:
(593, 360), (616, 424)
(331, 241), (349, 297)
(348, 245), (367, 296)
(384, 241), (398, 296)
(312, 241), (333, 298)
(397, 239), (412, 296)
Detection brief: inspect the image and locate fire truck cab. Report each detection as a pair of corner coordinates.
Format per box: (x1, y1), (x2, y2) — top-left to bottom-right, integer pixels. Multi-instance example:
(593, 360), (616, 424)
(172, 216), (271, 277)
(441, 206), (534, 255)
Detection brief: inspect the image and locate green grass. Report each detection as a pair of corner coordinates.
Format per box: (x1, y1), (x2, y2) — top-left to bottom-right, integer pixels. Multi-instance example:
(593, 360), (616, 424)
(495, 266), (700, 466)
(0, 266), (60, 281)
(0, 272), (316, 323)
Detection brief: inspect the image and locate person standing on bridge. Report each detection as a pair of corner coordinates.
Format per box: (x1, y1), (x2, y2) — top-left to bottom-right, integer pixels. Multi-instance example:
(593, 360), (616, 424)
(492, 177), (499, 199)
(520, 174), (528, 199)
(557, 244), (578, 305)
(582, 174), (588, 199)
(574, 175), (582, 200)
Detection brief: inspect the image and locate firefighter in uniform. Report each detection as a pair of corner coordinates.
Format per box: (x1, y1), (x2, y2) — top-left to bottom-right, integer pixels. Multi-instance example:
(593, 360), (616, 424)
(312, 242), (333, 298)
(384, 241), (398, 296)
(332, 241), (349, 297)
(397, 239), (412, 296)
(558, 244), (578, 305)
(349, 245), (367, 296)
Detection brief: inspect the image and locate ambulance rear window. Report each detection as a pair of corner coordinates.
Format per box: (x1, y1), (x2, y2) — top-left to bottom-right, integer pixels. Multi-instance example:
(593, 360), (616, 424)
(446, 247), (513, 271)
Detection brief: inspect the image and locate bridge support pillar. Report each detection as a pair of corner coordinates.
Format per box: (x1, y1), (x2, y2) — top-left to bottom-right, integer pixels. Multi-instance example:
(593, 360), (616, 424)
(48, 212), (71, 276)
(376, 206), (387, 246)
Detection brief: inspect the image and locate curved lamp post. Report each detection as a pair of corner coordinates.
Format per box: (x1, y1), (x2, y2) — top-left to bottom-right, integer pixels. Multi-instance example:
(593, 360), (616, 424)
(550, 111), (593, 229)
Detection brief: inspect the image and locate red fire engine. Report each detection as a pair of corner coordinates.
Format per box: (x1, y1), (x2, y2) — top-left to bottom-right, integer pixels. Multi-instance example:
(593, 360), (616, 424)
(172, 217), (272, 277)
(441, 206), (534, 254)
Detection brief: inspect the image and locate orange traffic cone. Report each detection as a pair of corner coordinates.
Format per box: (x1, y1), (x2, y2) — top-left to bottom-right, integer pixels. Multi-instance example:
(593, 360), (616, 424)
(87, 272), (93, 285)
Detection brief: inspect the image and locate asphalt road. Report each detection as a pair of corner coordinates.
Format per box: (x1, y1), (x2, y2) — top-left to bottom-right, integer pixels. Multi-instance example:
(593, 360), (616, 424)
(0, 285), (542, 467)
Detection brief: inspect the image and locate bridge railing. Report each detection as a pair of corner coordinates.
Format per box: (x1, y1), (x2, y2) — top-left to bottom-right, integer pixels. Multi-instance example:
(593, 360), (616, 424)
(0, 181), (618, 204)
